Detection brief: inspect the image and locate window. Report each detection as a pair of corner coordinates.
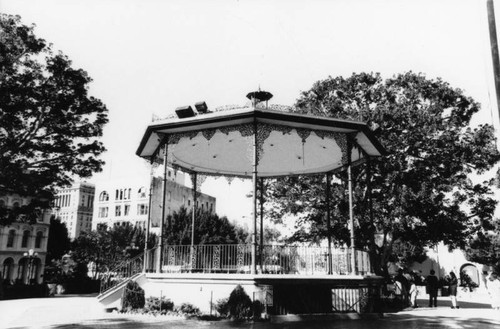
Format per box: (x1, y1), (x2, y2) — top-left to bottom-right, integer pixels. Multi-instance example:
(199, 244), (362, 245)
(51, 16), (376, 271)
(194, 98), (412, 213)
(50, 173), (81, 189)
(137, 204), (148, 215)
(7, 230), (15, 247)
(127, 188), (131, 200)
(81, 195), (85, 206)
(0, 199), (5, 207)
(119, 189), (124, 200)
(21, 230), (30, 248)
(13, 201), (20, 209)
(124, 205), (130, 216)
(138, 187), (147, 199)
(98, 207), (108, 218)
(188, 200), (191, 206)
(167, 192), (171, 201)
(3, 258), (13, 281)
(115, 205), (121, 217)
(35, 231), (43, 248)
(99, 191), (109, 201)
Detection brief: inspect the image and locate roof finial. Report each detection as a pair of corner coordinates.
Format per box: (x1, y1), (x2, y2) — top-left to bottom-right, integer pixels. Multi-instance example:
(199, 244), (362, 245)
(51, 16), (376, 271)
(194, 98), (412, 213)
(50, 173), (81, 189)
(246, 89), (273, 108)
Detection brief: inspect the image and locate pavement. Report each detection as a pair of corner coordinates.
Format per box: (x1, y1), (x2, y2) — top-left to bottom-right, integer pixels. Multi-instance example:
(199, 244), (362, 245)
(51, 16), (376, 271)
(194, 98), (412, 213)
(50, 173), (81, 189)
(0, 295), (499, 328)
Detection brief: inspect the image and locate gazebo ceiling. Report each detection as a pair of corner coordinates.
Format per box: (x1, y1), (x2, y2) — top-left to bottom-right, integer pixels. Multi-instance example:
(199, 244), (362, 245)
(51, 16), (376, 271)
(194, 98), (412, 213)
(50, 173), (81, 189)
(136, 107), (385, 178)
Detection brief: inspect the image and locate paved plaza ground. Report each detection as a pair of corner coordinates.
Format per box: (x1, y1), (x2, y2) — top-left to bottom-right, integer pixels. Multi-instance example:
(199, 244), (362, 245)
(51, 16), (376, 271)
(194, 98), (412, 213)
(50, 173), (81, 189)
(0, 295), (499, 329)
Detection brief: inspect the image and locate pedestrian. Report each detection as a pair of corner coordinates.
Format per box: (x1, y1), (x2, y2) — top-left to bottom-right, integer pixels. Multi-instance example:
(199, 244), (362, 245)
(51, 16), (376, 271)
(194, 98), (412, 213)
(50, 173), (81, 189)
(448, 271), (459, 309)
(409, 274), (418, 308)
(426, 269), (438, 307)
(487, 273), (500, 310)
(395, 268), (409, 307)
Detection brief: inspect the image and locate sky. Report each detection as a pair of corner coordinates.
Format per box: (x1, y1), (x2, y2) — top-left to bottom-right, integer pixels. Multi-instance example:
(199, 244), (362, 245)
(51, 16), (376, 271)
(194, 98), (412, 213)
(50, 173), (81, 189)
(2, 0), (500, 221)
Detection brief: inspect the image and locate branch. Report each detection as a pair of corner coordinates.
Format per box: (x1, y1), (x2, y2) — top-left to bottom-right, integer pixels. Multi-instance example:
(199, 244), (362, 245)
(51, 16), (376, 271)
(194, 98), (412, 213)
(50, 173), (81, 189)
(27, 151), (78, 168)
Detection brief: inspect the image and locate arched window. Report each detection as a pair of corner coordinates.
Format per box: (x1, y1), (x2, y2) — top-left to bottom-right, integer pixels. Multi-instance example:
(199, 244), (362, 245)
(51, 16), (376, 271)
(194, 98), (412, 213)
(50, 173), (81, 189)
(460, 263), (480, 288)
(7, 230), (16, 248)
(138, 187), (147, 199)
(21, 230), (30, 248)
(0, 199), (6, 207)
(30, 258), (41, 284)
(17, 258), (28, 281)
(35, 231), (43, 248)
(3, 258), (14, 281)
(12, 201), (20, 208)
(99, 191), (109, 201)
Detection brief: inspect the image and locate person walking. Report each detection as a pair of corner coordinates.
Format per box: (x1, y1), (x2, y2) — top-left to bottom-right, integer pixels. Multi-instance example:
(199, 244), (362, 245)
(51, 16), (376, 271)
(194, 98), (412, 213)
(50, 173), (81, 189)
(409, 274), (418, 308)
(426, 269), (439, 307)
(448, 271), (459, 309)
(395, 268), (409, 308)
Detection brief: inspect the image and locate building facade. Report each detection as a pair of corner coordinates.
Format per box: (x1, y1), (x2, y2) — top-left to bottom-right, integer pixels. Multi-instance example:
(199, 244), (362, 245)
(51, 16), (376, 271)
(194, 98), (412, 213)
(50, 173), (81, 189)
(0, 193), (51, 285)
(92, 170), (216, 234)
(53, 182), (95, 239)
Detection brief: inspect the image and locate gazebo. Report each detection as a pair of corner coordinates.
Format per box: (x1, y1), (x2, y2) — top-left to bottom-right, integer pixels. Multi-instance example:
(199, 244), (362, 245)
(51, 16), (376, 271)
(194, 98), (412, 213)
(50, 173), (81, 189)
(99, 91), (386, 315)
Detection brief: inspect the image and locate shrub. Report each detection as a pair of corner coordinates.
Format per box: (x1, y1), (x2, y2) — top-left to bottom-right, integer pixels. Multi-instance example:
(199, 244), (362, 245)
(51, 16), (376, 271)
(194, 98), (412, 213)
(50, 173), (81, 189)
(177, 302), (200, 315)
(227, 285), (252, 320)
(122, 281), (145, 310)
(145, 296), (174, 312)
(252, 300), (263, 319)
(214, 298), (229, 317)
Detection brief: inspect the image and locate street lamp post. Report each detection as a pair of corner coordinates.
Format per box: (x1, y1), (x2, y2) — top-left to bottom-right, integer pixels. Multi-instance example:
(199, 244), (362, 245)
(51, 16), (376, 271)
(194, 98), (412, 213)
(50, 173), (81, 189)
(23, 249), (38, 285)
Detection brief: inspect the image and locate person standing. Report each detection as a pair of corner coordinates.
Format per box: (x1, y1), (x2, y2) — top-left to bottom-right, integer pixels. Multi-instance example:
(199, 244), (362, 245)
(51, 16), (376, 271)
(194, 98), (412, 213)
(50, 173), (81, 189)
(409, 274), (418, 308)
(426, 269), (439, 307)
(448, 271), (459, 309)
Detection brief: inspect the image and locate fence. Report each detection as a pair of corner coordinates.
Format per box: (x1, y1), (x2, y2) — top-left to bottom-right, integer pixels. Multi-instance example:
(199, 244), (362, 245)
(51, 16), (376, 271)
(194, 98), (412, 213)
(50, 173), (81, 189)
(162, 244), (371, 275)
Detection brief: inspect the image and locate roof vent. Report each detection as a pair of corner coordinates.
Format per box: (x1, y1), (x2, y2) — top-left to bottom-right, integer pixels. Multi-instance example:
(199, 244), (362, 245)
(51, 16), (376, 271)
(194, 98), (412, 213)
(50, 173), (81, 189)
(175, 106), (195, 118)
(194, 101), (209, 114)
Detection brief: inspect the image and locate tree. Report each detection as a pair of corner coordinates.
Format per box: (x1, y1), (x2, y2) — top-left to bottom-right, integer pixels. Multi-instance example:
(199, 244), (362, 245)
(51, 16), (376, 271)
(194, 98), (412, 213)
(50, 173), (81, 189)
(45, 216), (71, 265)
(0, 14), (108, 222)
(267, 72), (500, 276)
(165, 207), (247, 245)
(71, 223), (154, 279)
(466, 217), (500, 274)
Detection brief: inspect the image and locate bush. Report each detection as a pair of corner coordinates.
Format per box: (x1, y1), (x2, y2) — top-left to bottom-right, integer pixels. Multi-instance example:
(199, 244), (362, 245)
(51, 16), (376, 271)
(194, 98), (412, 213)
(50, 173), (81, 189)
(214, 298), (229, 317)
(145, 296), (174, 312)
(177, 302), (200, 315)
(122, 281), (145, 310)
(227, 285), (252, 320)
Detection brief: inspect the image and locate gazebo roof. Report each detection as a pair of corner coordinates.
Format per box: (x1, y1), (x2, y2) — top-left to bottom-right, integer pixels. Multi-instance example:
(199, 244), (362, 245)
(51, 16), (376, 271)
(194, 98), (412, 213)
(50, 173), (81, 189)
(136, 106), (385, 178)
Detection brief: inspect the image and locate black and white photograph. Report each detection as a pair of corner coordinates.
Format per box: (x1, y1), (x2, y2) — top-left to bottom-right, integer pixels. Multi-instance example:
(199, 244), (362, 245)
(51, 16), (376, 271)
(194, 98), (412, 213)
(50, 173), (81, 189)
(1, 0), (500, 328)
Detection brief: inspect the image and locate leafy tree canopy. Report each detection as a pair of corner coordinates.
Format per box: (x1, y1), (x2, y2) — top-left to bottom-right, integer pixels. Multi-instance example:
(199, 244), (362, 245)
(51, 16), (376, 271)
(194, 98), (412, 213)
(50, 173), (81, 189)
(267, 72), (500, 275)
(71, 223), (155, 279)
(165, 207), (248, 245)
(0, 14), (108, 205)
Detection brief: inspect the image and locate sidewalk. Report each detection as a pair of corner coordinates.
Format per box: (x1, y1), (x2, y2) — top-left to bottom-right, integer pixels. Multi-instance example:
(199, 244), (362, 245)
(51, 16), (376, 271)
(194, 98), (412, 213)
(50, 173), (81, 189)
(0, 295), (499, 328)
(0, 295), (107, 329)
(388, 296), (500, 324)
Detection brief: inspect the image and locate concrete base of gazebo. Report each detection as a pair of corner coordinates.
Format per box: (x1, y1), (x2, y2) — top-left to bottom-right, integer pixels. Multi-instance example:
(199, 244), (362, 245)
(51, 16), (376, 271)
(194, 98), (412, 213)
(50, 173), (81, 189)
(99, 273), (384, 316)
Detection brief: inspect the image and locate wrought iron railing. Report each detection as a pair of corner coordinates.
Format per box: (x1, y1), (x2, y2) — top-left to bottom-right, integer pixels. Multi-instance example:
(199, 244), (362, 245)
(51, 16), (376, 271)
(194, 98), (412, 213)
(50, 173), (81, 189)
(99, 248), (157, 294)
(162, 244), (371, 275)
